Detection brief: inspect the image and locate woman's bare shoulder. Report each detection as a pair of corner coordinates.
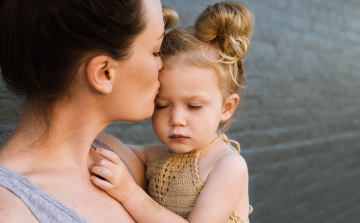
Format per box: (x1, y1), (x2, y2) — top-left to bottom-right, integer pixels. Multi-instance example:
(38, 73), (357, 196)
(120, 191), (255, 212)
(96, 131), (130, 153)
(96, 131), (148, 189)
(0, 186), (39, 222)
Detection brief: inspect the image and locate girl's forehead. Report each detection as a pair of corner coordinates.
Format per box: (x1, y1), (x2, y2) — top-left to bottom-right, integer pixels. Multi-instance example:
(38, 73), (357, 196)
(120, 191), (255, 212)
(163, 48), (218, 68)
(160, 64), (217, 80)
(158, 65), (223, 98)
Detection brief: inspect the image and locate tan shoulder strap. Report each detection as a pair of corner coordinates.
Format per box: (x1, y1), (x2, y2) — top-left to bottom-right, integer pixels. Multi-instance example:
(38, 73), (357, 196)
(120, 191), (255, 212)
(220, 134), (241, 153)
(196, 136), (222, 154)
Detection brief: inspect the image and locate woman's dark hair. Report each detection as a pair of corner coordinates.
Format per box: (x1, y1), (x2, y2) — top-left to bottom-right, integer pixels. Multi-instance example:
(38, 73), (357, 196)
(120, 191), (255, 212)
(0, 0), (146, 103)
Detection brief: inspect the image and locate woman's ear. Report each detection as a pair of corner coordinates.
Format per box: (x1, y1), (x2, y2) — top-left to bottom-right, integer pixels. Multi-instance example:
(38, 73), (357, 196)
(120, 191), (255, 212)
(86, 55), (115, 94)
(220, 94), (240, 122)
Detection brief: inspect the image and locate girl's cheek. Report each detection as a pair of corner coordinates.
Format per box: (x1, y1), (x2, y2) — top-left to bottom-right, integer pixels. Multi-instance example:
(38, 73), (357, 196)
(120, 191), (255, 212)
(152, 114), (162, 126)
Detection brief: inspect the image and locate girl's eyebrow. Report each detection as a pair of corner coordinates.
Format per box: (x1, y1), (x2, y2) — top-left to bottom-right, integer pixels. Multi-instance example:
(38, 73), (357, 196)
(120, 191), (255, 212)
(184, 95), (209, 101)
(155, 95), (209, 101)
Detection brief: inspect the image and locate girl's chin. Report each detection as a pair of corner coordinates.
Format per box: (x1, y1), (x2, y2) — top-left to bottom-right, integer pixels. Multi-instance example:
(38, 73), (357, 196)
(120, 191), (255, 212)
(166, 144), (194, 154)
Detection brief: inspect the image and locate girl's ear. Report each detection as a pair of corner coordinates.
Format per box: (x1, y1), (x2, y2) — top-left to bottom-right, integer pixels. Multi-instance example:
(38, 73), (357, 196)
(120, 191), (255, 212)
(86, 55), (115, 94)
(220, 94), (240, 122)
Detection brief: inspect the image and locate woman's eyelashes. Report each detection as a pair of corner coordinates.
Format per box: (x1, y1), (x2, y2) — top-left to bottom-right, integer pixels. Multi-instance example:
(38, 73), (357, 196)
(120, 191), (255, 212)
(153, 51), (161, 57)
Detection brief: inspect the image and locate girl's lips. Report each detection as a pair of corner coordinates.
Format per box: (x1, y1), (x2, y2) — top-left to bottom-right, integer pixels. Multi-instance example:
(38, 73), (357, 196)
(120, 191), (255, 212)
(169, 134), (189, 142)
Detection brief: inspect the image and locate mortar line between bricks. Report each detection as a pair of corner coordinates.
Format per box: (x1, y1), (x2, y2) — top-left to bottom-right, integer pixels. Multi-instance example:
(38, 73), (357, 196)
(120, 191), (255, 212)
(242, 130), (360, 154)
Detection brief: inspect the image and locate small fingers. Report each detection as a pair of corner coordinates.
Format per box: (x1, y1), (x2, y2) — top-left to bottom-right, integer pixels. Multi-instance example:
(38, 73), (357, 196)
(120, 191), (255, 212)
(89, 165), (115, 182)
(94, 156), (127, 175)
(91, 175), (113, 191)
(95, 148), (122, 165)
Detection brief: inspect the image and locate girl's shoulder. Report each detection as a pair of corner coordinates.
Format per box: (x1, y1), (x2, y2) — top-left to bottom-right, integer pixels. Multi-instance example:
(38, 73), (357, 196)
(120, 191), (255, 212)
(213, 143), (248, 177)
(198, 140), (248, 184)
(215, 149), (248, 176)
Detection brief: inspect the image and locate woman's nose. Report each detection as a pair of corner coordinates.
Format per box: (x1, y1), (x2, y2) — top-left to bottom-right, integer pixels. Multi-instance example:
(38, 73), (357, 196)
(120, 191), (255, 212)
(169, 108), (186, 127)
(157, 56), (163, 71)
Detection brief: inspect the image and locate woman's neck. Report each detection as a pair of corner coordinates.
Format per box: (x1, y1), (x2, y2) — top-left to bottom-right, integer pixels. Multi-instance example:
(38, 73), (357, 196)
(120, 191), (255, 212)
(0, 99), (109, 173)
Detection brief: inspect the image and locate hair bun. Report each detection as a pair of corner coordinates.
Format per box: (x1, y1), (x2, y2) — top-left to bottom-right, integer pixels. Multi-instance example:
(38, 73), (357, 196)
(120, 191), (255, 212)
(194, 2), (254, 60)
(163, 7), (179, 30)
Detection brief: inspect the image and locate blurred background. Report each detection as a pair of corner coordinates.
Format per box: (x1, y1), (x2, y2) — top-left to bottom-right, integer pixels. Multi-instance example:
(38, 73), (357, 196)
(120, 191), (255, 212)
(1, 0), (359, 222)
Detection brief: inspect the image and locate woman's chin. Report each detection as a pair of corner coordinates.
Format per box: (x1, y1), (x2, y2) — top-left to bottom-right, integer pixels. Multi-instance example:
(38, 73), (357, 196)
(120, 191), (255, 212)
(125, 109), (154, 122)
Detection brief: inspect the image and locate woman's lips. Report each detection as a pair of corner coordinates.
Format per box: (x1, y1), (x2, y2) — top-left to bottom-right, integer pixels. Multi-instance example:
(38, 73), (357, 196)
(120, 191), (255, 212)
(169, 134), (189, 142)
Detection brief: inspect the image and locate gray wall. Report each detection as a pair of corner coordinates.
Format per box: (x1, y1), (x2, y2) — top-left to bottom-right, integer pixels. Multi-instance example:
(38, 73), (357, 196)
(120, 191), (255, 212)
(1, 0), (360, 222)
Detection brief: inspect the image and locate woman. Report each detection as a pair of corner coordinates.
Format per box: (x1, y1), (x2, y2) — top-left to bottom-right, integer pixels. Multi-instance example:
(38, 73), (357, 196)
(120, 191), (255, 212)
(0, 0), (175, 222)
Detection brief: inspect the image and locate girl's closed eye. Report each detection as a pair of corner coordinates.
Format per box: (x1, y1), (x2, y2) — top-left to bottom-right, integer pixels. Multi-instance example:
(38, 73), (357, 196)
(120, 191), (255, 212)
(155, 104), (169, 110)
(188, 105), (202, 110)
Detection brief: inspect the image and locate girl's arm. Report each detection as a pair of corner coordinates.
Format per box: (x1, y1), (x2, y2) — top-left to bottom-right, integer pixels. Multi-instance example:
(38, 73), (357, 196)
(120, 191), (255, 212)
(90, 148), (187, 223)
(90, 148), (249, 223)
(127, 143), (168, 166)
(188, 154), (249, 222)
(97, 132), (167, 190)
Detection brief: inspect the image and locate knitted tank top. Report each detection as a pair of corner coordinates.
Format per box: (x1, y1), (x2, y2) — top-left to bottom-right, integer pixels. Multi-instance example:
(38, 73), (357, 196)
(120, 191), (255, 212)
(146, 134), (253, 223)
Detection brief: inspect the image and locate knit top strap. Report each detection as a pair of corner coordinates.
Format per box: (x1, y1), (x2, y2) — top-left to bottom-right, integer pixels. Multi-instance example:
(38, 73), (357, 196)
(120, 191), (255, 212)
(220, 134), (241, 153)
(195, 134), (241, 154)
(196, 136), (222, 154)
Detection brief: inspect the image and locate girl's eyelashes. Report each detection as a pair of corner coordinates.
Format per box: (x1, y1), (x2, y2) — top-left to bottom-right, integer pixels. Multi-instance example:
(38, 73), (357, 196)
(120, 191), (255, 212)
(155, 104), (169, 110)
(155, 104), (202, 110)
(188, 105), (202, 110)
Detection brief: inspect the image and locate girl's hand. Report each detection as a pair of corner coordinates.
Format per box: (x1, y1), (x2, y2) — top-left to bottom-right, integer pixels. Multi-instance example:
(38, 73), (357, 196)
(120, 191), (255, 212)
(89, 148), (137, 203)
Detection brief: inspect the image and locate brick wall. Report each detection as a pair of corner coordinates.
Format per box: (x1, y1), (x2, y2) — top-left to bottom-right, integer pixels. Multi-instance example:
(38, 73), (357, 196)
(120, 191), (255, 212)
(1, 0), (359, 222)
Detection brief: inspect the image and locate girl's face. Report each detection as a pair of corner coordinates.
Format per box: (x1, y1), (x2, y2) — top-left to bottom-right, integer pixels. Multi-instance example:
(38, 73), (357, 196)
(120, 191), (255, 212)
(111, 0), (164, 122)
(152, 64), (226, 153)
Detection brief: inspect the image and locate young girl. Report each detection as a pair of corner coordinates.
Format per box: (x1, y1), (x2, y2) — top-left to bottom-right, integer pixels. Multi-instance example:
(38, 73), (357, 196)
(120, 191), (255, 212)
(90, 2), (254, 223)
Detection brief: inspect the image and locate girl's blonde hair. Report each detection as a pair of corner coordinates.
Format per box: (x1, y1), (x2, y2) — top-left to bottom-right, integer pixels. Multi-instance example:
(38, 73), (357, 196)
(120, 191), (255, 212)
(160, 2), (254, 131)
(163, 6), (179, 30)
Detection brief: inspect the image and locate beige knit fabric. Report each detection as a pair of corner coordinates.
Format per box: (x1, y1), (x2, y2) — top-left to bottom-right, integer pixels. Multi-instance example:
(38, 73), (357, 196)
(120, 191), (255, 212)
(146, 134), (252, 223)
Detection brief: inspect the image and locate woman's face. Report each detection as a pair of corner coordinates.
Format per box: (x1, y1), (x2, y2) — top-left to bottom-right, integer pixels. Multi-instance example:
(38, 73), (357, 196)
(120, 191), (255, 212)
(111, 0), (164, 122)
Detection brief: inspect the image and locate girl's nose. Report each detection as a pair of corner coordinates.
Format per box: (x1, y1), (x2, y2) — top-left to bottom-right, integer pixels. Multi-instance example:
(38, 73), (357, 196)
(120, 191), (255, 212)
(169, 108), (186, 127)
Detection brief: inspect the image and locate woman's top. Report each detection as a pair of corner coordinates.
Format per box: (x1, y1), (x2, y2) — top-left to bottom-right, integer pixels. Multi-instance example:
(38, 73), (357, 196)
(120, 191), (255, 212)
(146, 134), (253, 223)
(0, 137), (133, 223)
(0, 164), (91, 223)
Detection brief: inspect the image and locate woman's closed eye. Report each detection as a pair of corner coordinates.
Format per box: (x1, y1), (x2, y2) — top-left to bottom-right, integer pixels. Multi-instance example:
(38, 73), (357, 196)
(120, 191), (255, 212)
(188, 105), (202, 110)
(153, 51), (161, 57)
